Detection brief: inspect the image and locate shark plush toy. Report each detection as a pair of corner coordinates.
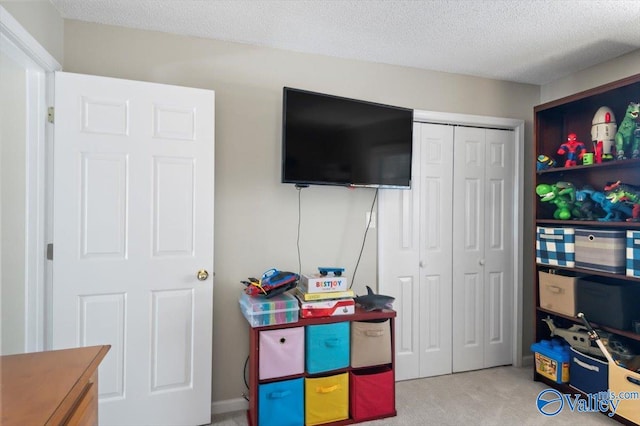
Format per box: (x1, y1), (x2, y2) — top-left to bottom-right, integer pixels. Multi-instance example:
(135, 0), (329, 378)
(354, 286), (395, 311)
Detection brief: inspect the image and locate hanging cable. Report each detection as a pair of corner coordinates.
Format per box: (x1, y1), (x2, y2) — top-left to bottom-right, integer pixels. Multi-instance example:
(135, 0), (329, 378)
(350, 188), (378, 289)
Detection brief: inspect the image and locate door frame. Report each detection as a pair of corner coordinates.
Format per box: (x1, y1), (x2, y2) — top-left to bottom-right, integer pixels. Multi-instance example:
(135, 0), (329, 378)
(380, 109), (525, 367)
(0, 6), (61, 352)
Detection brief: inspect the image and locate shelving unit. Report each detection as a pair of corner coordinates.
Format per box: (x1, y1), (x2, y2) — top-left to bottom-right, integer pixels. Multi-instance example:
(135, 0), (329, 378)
(245, 308), (397, 426)
(534, 73), (640, 425)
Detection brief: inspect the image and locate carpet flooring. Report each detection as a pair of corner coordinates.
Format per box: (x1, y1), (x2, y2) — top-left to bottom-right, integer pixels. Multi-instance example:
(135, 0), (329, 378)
(210, 366), (620, 425)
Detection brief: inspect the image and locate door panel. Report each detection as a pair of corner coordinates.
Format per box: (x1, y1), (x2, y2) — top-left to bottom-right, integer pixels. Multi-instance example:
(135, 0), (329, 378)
(53, 72), (214, 425)
(379, 122), (453, 380)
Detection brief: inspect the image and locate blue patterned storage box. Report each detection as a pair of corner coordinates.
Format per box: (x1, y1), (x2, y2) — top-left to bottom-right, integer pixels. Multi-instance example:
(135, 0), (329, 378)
(306, 322), (350, 374)
(536, 226), (575, 267)
(627, 230), (640, 277)
(258, 378), (304, 426)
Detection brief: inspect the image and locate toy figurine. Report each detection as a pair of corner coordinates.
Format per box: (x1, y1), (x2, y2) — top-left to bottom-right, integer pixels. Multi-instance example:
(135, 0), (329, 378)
(536, 154), (556, 171)
(591, 106), (617, 163)
(615, 102), (640, 159)
(536, 181), (579, 220)
(557, 133), (586, 167)
(576, 186), (632, 221)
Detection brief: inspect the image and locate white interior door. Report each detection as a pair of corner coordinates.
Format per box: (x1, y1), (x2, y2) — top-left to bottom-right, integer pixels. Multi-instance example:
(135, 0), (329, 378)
(378, 122), (453, 380)
(452, 126), (513, 372)
(52, 71), (215, 426)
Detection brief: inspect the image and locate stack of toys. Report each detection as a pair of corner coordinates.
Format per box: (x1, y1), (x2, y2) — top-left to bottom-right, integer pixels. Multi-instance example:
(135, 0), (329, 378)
(295, 267), (355, 318)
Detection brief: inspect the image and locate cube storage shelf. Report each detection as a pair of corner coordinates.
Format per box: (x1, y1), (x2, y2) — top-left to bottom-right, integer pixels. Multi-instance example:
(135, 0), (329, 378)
(534, 73), (640, 425)
(246, 308), (397, 426)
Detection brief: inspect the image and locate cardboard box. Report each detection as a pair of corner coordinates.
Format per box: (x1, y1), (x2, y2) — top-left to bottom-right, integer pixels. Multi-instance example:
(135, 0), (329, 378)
(298, 298), (355, 318)
(299, 273), (348, 294)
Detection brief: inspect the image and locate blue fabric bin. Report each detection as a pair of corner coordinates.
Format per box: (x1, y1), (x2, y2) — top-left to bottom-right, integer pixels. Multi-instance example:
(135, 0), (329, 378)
(258, 378), (304, 426)
(306, 322), (350, 374)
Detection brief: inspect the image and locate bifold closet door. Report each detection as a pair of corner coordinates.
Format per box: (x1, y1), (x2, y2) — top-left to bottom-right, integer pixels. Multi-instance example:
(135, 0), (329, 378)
(451, 126), (514, 373)
(378, 122), (453, 381)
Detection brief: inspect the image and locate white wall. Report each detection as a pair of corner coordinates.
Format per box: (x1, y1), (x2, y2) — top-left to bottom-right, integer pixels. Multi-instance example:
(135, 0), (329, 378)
(540, 49), (640, 103)
(0, 48), (27, 355)
(0, 0), (64, 65)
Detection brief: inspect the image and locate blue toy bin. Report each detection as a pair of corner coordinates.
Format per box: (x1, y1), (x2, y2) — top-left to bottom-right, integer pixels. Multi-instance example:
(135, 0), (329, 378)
(531, 338), (570, 383)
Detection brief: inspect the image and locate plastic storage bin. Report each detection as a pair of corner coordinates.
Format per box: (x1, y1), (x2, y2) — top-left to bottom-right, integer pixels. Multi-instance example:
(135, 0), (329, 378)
(536, 226), (575, 267)
(258, 378), (304, 426)
(259, 327), (304, 380)
(350, 367), (395, 421)
(576, 275), (640, 331)
(531, 339), (570, 383)
(239, 292), (299, 327)
(350, 319), (392, 368)
(306, 322), (350, 374)
(575, 228), (626, 274)
(569, 347), (608, 395)
(305, 372), (349, 426)
(538, 270), (578, 316)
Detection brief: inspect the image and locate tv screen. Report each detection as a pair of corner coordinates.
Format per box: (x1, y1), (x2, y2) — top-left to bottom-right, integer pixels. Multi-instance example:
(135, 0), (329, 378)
(282, 87), (413, 188)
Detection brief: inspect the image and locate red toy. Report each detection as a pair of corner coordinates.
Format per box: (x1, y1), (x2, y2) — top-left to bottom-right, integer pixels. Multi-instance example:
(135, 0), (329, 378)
(557, 133), (586, 167)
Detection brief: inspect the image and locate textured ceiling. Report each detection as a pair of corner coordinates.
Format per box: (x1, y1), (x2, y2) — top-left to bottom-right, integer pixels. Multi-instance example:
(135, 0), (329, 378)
(49, 0), (640, 85)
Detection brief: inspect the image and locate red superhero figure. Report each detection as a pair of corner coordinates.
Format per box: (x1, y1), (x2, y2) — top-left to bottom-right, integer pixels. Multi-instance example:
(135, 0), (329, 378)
(557, 133), (586, 167)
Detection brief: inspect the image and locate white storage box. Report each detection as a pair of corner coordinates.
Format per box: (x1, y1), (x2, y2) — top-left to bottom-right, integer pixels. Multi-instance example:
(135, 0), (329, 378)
(239, 292), (299, 327)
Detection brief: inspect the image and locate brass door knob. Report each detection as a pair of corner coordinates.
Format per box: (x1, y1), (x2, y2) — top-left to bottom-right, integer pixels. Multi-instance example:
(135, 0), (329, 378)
(197, 269), (209, 281)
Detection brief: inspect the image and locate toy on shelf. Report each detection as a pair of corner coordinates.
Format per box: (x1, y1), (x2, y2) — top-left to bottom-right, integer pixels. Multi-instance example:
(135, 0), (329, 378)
(604, 180), (640, 222)
(318, 267), (345, 276)
(536, 181), (581, 220)
(557, 133), (586, 167)
(354, 286), (394, 311)
(575, 186), (632, 222)
(536, 154), (556, 171)
(241, 268), (299, 298)
(614, 102), (640, 159)
(591, 106), (617, 163)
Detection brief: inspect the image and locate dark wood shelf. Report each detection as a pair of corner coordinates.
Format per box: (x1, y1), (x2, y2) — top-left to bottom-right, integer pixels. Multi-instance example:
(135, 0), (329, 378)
(536, 307), (640, 342)
(534, 74), (640, 426)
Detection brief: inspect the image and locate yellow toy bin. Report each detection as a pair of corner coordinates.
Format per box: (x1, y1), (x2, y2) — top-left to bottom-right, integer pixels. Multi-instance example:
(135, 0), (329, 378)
(305, 372), (349, 426)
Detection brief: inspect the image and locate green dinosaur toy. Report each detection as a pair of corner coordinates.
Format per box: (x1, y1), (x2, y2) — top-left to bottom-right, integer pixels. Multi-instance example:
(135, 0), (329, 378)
(536, 182), (579, 220)
(615, 102), (640, 159)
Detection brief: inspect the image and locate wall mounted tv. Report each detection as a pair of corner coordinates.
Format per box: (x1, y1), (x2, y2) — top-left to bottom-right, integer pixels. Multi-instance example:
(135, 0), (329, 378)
(281, 87), (414, 189)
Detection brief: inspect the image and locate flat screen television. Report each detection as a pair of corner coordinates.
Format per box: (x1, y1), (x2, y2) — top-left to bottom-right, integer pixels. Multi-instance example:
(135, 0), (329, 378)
(281, 87), (413, 189)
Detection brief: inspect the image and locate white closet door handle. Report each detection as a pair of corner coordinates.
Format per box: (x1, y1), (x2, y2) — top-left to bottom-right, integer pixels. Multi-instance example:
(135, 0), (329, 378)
(479, 259), (486, 266)
(419, 261), (424, 268)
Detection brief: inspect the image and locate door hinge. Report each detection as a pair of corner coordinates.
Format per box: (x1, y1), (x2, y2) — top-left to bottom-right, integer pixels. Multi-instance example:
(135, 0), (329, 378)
(47, 106), (54, 123)
(47, 243), (53, 260)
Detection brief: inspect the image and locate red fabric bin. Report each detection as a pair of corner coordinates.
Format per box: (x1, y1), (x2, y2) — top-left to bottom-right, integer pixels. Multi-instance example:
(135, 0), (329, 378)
(349, 367), (395, 421)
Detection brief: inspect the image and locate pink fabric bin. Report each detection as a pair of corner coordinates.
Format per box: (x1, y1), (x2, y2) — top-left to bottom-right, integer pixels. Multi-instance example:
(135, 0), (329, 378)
(259, 326), (305, 380)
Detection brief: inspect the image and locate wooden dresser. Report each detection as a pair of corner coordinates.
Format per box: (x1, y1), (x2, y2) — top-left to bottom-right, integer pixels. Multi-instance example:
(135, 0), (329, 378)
(1, 345), (110, 426)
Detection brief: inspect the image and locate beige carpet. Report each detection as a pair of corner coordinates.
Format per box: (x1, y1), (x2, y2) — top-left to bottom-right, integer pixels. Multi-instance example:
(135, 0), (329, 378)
(210, 366), (619, 425)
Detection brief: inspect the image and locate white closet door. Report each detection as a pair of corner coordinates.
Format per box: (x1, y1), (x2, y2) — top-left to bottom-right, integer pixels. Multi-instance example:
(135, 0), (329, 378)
(378, 122), (453, 380)
(452, 127), (513, 372)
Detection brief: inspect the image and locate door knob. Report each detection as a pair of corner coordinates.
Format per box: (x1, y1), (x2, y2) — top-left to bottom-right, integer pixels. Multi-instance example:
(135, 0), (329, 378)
(479, 259), (486, 266)
(197, 269), (209, 281)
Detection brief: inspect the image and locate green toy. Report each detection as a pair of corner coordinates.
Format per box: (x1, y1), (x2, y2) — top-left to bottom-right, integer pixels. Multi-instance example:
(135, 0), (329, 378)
(536, 182), (579, 220)
(615, 102), (640, 159)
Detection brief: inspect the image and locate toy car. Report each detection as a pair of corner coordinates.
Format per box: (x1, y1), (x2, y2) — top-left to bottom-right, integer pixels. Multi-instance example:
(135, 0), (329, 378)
(242, 268), (299, 298)
(318, 267), (344, 276)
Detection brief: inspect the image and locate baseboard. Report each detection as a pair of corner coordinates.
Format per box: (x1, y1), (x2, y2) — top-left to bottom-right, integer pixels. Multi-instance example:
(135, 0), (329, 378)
(211, 397), (248, 415)
(521, 354), (534, 367)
